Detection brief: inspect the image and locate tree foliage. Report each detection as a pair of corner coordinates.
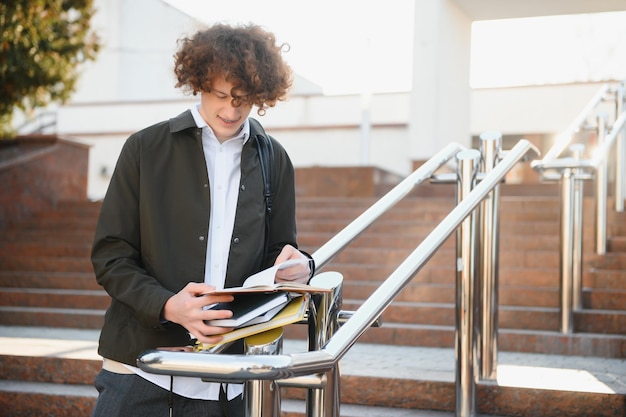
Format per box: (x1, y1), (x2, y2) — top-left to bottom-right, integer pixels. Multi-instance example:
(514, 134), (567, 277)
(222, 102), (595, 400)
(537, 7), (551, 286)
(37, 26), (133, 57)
(0, 0), (100, 137)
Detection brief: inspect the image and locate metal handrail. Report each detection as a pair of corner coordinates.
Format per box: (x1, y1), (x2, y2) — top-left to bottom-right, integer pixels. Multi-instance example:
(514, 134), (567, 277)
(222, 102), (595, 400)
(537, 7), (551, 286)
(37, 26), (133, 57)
(312, 141), (465, 271)
(590, 110), (626, 168)
(531, 109), (626, 173)
(137, 139), (539, 383)
(529, 81), (626, 333)
(537, 83), (611, 163)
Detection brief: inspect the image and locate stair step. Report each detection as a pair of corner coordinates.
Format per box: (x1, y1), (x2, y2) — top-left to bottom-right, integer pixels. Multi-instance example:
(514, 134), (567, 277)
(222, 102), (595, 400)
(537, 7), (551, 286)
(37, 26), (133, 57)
(0, 255), (93, 272)
(14, 217), (98, 230)
(608, 236), (626, 252)
(0, 306), (105, 329)
(585, 288), (626, 310)
(0, 380), (98, 417)
(575, 308), (626, 333)
(587, 252), (626, 270)
(584, 269), (626, 290)
(0, 288), (110, 310)
(0, 241), (92, 257)
(0, 271), (100, 290)
(0, 355), (100, 385)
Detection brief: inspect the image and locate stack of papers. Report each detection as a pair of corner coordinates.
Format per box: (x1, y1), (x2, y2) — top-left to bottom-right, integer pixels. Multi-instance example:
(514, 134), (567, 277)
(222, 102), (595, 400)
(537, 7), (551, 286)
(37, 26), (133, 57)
(205, 292), (290, 328)
(194, 259), (331, 350)
(195, 295), (308, 350)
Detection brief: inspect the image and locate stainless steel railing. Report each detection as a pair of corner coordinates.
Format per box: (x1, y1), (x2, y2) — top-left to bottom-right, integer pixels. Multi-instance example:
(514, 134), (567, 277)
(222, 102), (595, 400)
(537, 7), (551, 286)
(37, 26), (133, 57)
(137, 139), (539, 417)
(312, 141), (466, 270)
(531, 81), (626, 333)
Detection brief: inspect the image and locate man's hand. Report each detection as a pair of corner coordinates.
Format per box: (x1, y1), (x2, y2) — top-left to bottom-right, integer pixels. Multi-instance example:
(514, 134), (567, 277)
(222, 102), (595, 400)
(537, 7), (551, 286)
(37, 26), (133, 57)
(274, 244), (311, 284)
(162, 282), (235, 344)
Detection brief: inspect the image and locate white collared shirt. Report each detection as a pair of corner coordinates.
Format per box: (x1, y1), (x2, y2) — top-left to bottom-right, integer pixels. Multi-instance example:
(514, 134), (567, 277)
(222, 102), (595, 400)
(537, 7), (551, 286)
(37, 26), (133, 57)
(191, 106), (250, 290)
(120, 105), (249, 401)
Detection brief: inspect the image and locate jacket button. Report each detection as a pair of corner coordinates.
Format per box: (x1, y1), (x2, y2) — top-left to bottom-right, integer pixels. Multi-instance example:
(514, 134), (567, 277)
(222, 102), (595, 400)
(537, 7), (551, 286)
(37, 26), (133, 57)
(240, 184), (246, 191)
(199, 236), (205, 241)
(233, 237), (240, 244)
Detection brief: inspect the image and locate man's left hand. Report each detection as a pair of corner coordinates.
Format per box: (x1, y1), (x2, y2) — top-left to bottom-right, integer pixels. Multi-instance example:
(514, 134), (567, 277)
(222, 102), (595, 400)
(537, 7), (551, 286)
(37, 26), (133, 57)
(274, 244), (311, 284)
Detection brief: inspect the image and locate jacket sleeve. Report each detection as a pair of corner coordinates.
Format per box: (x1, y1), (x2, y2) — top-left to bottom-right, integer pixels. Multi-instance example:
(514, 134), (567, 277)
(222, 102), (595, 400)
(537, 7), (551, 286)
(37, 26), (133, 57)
(91, 134), (174, 329)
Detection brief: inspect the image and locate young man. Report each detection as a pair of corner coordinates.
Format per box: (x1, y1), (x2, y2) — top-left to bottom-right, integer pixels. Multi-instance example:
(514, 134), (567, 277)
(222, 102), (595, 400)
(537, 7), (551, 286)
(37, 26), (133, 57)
(90, 23), (313, 417)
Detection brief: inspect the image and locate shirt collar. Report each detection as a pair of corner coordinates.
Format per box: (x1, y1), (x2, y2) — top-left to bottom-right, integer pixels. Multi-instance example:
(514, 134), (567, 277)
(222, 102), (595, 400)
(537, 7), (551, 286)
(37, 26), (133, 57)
(190, 104), (250, 144)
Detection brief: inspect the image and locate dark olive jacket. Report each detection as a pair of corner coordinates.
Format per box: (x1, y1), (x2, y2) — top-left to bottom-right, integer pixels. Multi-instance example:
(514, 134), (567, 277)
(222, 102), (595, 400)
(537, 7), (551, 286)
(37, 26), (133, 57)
(91, 110), (298, 365)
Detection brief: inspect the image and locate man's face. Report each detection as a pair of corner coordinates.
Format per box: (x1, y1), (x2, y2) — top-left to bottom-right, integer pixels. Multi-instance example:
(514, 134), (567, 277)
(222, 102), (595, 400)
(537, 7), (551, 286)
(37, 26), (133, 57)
(199, 75), (253, 142)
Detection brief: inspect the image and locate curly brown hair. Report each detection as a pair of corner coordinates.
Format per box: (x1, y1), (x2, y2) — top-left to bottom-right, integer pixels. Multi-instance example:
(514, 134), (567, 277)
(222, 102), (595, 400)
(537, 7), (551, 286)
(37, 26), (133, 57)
(174, 23), (292, 115)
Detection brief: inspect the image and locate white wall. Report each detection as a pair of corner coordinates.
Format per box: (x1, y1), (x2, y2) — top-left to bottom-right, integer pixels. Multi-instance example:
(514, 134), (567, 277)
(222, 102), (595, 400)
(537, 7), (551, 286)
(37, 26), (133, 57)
(72, 0), (202, 102)
(470, 82), (618, 134)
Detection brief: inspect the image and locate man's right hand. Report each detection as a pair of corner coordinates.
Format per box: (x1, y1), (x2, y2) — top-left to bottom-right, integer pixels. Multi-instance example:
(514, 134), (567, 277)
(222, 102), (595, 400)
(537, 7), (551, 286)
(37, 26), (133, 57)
(162, 282), (235, 344)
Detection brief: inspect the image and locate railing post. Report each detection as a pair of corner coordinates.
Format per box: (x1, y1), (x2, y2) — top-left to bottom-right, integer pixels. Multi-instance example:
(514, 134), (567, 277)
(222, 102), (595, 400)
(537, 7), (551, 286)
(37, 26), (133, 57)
(477, 132), (501, 381)
(559, 165), (576, 334)
(570, 144), (586, 311)
(455, 149), (481, 417)
(595, 113), (608, 255)
(244, 327), (284, 417)
(306, 272), (344, 417)
(614, 83), (625, 212)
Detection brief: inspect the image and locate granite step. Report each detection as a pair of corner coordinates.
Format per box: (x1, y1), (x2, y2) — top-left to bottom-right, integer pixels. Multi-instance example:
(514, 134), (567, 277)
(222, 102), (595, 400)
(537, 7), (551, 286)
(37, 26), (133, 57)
(0, 255), (93, 272)
(0, 288), (110, 310)
(608, 236), (626, 252)
(0, 241), (92, 257)
(0, 306), (105, 329)
(0, 271), (100, 291)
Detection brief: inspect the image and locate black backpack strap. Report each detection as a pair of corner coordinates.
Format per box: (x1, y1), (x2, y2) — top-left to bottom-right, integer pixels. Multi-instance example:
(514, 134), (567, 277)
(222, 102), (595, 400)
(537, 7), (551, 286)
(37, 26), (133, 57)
(250, 118), (274, 262)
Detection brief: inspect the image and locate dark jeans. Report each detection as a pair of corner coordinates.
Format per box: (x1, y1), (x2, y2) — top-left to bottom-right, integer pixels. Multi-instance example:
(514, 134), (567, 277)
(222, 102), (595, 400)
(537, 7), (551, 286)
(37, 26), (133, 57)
(91, 369), (244, 417)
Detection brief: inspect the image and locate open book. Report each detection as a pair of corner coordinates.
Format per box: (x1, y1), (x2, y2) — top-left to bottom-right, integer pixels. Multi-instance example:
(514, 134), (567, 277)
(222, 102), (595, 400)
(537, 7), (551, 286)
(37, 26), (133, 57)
(204, 291), (290, 328)
(209, 258), (331, 295)
(194, 295), (308, 350)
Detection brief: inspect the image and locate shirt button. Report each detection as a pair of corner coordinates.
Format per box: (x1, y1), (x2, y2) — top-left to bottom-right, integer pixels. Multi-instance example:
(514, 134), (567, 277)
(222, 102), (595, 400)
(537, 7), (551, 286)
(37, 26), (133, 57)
(233, 237), (240, 244)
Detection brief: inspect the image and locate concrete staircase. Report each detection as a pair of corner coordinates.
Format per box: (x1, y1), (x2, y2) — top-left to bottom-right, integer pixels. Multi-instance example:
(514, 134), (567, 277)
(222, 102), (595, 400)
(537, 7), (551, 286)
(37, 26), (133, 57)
(1, 193), (626, 416)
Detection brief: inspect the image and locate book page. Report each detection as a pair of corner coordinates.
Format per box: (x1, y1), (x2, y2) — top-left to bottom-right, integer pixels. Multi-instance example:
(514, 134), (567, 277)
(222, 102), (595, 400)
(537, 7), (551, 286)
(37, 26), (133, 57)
(241, 258), (308, 288)
(207, 258), (331, 295)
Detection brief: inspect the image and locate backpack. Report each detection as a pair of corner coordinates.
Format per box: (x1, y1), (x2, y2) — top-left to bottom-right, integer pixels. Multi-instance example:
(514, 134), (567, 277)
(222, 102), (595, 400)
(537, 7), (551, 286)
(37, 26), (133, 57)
(249, 118), (274, 261)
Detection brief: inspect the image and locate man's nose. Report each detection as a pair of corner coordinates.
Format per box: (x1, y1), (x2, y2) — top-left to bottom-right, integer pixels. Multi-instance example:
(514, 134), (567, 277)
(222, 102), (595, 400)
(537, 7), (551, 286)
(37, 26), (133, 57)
(223, 103), (239, 119)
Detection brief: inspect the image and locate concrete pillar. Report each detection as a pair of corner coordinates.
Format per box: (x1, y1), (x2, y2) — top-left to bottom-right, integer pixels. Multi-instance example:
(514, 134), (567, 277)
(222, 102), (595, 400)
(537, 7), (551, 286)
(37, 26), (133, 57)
(410, 0), (473, 163)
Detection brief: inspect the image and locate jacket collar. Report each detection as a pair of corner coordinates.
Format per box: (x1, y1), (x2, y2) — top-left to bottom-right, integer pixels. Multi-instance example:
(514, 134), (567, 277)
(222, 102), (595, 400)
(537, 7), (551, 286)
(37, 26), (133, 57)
(168, 110), (197, 133)
(169, 109), (257, 143)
